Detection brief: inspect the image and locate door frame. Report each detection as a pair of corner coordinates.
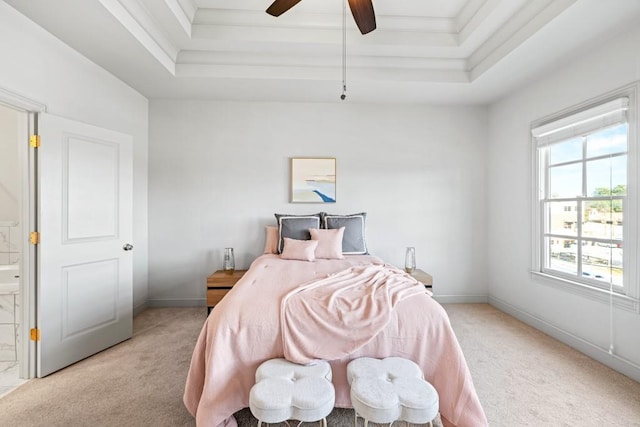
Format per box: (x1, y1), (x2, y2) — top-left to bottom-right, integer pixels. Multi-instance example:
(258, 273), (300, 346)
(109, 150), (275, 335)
(0, 86), (46, 379)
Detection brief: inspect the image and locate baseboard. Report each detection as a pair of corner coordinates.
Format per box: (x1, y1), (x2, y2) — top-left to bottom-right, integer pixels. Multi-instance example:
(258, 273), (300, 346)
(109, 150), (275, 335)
(147, 298), (205, 308)
(133, 301), (149, 317)
(434, 294), (489, 304)
(489, 296), (640, 383)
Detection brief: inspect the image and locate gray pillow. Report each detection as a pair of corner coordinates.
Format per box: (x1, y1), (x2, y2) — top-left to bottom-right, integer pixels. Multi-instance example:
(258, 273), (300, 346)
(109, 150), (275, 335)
(274, 213), (322, 254)
(322, 212), (368, 255)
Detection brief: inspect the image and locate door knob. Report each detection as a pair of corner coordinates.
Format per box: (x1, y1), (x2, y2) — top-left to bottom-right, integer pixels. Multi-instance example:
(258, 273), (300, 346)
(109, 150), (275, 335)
(123, 243), (133, 251)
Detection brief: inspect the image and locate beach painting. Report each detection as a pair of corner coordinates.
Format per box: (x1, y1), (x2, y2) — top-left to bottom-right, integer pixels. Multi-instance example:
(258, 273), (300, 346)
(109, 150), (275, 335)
(290, 157), (336, 203)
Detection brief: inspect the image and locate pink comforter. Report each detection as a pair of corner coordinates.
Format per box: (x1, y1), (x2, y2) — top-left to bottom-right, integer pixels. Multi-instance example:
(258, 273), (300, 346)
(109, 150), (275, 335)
(184, 255), (487, 427)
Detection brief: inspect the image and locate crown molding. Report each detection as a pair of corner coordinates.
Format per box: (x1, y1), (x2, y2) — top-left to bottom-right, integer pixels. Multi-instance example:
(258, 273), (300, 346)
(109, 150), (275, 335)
(467, 0), (577, 80)
(99, 0), (178, 74)
(97, 0), (579, 85)
(164, 0), (196, 37)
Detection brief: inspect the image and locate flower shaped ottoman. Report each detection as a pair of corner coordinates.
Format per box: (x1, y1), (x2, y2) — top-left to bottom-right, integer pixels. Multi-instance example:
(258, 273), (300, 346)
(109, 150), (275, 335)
(347, 357), (439, 427)
(249, 358), (335, 427)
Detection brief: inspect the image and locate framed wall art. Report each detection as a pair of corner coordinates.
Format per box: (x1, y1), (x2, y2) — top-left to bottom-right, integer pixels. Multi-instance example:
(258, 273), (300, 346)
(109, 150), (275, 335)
(290, 157), (336, 203)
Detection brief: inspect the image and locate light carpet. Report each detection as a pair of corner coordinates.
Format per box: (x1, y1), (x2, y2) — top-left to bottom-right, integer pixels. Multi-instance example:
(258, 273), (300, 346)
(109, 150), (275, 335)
(0, 304), (639, 426)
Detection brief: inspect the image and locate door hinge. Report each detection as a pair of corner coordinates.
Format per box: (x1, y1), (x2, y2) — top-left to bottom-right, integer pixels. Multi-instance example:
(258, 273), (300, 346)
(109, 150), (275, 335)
(30, 134), (41, 148)
(30, 231), (40, 245)
(30, 328), (41, 341)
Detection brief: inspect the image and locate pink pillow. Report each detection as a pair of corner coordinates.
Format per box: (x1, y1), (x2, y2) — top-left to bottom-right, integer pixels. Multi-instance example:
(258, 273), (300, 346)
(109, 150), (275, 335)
(263, 226), (279, 254)
(280, 238), (318, 262)
(310, 227), (345, 259)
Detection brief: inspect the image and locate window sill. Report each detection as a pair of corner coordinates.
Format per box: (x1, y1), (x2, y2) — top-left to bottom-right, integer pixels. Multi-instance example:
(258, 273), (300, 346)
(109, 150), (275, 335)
(530, 271), (639, 312)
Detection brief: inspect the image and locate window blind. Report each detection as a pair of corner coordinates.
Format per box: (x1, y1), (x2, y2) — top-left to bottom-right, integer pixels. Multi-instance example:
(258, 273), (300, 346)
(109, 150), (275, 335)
(532, 97), (629, 146)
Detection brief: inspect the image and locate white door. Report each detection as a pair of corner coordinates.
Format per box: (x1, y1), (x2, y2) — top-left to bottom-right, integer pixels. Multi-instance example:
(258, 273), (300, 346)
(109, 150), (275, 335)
(37, 113), (133, 377)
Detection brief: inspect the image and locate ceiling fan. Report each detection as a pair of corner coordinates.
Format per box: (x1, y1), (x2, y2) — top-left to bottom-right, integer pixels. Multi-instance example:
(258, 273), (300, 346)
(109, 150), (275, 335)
(266, 0), (376, 34)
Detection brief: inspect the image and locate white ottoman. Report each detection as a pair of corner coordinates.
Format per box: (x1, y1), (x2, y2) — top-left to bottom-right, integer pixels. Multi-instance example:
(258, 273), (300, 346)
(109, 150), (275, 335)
(347, 357), (439, 427)
(249, 358), (335, 427)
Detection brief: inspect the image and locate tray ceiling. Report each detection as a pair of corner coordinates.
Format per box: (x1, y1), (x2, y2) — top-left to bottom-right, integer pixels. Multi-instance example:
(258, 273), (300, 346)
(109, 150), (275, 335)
(5, 0), (640, 103)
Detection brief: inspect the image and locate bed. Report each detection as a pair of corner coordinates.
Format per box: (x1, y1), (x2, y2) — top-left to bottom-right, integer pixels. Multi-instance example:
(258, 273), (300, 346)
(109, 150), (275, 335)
(183, 253), (488, 427)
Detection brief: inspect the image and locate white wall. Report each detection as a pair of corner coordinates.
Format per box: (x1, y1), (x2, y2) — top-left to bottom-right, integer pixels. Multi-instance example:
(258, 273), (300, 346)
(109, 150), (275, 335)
(148, 100), (488, 306)
(487, 24), (640, 380)
(0, 105), (19, 222)
(0, 3), (149, 310)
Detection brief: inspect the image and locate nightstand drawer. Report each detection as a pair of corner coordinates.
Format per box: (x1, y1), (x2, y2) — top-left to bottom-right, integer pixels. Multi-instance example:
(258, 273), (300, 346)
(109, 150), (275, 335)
(206, 269), (247, 313)
(207, 270), (247, 286)
(207, 288), (231, 306)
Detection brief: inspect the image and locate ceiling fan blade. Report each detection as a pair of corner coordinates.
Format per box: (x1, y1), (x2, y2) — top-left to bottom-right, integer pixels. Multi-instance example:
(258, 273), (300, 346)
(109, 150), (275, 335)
(348, 0), (376, 34)
(266, 0), (303, 17)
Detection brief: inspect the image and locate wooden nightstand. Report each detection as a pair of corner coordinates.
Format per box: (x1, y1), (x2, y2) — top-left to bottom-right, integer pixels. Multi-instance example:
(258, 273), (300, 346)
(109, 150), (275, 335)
(206, 269), (247, 313)
(410, 269), (433, 289)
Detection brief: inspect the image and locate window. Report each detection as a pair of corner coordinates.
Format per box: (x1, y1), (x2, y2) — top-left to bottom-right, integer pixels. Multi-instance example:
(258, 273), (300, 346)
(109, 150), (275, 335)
(532, 96), (634, 296)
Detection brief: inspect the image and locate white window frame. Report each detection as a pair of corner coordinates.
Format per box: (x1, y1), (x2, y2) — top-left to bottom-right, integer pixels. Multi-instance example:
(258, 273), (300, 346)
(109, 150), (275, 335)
(530, 85), (639, 312)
